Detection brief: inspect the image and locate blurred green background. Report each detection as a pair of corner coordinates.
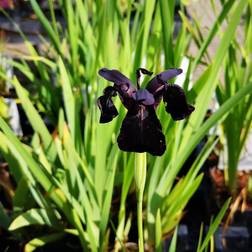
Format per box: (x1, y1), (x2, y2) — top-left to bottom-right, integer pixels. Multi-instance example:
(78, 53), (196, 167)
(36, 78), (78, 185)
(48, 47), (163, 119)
(0, 0), (252, 251)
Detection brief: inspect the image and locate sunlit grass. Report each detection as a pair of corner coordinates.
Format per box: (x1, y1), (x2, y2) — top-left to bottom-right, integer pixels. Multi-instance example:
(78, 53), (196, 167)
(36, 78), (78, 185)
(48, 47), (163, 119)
(0, 0), (251, 251)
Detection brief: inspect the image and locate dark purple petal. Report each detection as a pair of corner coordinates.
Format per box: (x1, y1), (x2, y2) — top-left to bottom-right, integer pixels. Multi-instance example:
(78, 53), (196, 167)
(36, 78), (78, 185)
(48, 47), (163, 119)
(147, 68), (182, 93)
(157, 68), (183, 81)
(163, 84), (195, 121)
(99, 68), (133, 85)
(132, 89), (155, 105)
(117, 106), (166, 156)
(103, 86), (117, 96)
(98, 68), (137, 109)
(97, 94), (118, 123)
(146, 68), (182, 107)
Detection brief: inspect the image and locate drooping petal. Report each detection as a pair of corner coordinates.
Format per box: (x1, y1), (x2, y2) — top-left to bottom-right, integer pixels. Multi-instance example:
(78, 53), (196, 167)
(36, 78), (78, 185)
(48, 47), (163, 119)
(163, 84), (195, 121)
(103, 86), (117, 96)
(98, 68), (137, 109)
(146, 68), (183, 107)
(132, 89), (155, 105)
(97, 87), (119, 123)
(117, 106), (166, 156)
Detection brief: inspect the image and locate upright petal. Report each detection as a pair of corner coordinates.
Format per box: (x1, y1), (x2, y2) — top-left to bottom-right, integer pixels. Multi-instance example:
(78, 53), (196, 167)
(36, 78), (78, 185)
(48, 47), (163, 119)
(156, 68), (183, 82)
(98, 68), (137, 109)
(147, 68), (182, 94)
(99, 68), (133, 85)
(117, 106), (166, 156)
(146, 68), (183, 108)
(163, 84), (195, 120)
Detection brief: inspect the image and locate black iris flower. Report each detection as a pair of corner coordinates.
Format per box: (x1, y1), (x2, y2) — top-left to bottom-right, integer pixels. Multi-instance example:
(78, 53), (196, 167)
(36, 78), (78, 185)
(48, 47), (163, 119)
(97, 68), (195, 156)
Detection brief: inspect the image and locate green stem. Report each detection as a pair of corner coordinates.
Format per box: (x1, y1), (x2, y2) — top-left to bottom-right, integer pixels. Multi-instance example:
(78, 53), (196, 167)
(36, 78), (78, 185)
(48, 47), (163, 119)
(134, 152), (147, 252)
(137, 190), (144, 251)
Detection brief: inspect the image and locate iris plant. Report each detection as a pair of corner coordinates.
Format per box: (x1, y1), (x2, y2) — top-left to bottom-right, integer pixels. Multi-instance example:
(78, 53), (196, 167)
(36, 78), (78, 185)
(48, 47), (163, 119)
(97, 68), (195, 156)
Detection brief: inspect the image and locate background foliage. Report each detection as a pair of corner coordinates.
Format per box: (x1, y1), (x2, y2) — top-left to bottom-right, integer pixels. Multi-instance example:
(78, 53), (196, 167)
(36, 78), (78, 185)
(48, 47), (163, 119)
(0, 0), (251, 251)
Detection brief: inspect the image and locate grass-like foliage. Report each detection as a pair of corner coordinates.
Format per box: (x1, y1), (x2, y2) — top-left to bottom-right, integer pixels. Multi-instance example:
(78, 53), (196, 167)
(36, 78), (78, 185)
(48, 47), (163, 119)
(0, 0), (251, 251)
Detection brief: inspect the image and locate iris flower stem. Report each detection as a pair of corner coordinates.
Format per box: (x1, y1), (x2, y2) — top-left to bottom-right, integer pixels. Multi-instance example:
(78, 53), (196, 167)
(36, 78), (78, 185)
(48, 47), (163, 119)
(134, 152), (147, 252)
